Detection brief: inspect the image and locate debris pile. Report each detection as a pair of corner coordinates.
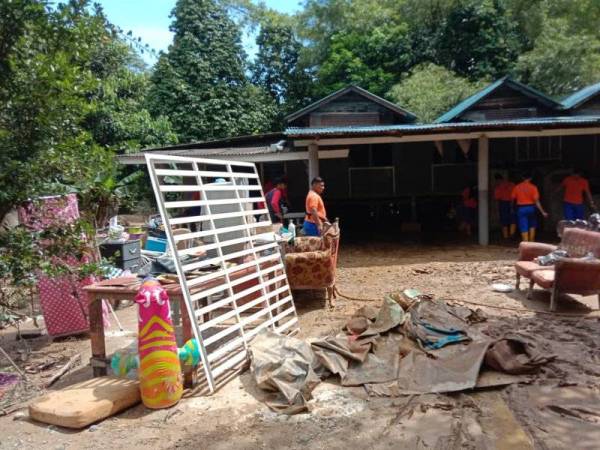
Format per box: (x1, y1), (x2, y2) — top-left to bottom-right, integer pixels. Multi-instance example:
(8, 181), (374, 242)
(249, 290), (554, 414)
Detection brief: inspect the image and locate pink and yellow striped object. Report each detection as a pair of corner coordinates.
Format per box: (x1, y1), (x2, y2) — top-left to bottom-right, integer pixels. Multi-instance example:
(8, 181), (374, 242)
(135, 277), (183, 409)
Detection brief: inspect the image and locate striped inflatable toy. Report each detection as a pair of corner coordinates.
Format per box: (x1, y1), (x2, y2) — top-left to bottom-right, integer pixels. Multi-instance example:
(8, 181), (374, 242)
(135, 277), (183, 409)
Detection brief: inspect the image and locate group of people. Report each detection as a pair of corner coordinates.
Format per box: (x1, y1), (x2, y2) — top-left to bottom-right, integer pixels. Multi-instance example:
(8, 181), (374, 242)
(459, 170), (595, 242)
(264, 176), (329, 237)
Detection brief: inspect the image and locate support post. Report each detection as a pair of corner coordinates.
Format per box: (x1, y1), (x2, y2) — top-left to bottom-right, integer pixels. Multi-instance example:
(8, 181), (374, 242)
(478, 136), (489, 246)
(308, 142), (319, 187)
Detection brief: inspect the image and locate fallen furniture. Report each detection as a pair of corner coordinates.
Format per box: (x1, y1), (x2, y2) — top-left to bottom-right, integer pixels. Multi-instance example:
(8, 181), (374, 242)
(514, 227), (600, 310)
(284, 221), (340, 306)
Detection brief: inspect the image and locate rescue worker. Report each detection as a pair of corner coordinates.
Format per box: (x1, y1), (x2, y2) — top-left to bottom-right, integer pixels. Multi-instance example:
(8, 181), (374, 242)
(494, 173), (516, 239)
(458, 183), (477, 237)
(557, 169), (595, 220)
(303, 177), (329, 236)
(265, 178), (287, 223)
(512, 172), (548, 242)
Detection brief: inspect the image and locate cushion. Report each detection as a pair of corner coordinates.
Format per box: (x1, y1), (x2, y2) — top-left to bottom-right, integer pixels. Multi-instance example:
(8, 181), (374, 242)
(515, 261), (548, 278)
(561, 228), (600, 258)
(531, 270), (555, 289)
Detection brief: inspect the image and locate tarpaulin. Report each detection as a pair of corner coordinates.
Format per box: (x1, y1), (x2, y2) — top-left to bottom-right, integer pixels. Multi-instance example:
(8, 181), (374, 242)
(404, 299), (471, 349)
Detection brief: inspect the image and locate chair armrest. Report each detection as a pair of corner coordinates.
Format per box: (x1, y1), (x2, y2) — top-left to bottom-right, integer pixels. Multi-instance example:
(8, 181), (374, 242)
(554, 259), (600, 293)
(518, 242), (557, 261)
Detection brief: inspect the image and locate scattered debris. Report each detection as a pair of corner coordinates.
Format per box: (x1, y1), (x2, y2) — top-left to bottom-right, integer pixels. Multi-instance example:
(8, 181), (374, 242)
(45, 353), (81, 388)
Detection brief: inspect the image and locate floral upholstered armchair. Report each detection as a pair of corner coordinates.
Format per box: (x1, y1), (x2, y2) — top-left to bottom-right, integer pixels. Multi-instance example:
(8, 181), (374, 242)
(284, 221), (340, 307)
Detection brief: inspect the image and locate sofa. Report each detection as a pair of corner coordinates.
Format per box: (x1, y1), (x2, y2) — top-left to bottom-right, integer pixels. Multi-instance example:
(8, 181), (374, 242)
(515, 227), (600, 311)
(284, 221), (340, 307)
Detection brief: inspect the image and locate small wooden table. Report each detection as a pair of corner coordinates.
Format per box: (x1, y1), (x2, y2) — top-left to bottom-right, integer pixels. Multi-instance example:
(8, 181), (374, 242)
(84, 277), (198, 384)
(83, 262), (281, 387)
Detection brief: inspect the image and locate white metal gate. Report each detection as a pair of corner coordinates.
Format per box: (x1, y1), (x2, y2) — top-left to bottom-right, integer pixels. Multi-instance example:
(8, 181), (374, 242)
(145, 154), (298, 393)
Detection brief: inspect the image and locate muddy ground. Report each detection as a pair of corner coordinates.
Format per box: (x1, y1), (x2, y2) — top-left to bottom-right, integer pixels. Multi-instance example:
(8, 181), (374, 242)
(1, 242), (600, 450)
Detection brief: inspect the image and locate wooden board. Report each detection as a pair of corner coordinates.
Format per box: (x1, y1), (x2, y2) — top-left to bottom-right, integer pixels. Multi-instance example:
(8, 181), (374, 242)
(29, 377), (140, 429)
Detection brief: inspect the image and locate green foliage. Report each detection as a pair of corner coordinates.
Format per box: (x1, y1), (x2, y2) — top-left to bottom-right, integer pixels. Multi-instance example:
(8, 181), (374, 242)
(250, 20), (312, 123)
(387, 64), (485, 123)
(515, 18), (600, 96)
(148, 0), (277, 141)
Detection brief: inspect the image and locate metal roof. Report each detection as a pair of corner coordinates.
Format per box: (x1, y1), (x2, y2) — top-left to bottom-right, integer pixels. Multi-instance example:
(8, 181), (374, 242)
(562, 82), (600, 109)
(117, 145), (280, 164)
(286, 115), (600, 137)
(435, 76), (562, 123)
(284, 85), (417, 123)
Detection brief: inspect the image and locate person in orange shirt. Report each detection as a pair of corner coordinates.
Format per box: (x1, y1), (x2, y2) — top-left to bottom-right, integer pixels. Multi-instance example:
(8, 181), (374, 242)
(556, 170), (595, 220)
(512, 172), (548, 242)
(494, 173), (516, 239)
(303, 177), (329, 236)
(458, 183), (477, 237)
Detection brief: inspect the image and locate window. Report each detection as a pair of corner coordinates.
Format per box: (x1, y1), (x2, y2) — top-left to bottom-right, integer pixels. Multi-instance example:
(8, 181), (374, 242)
(516, 136), (562, 162)
(349, 166), (395, 198)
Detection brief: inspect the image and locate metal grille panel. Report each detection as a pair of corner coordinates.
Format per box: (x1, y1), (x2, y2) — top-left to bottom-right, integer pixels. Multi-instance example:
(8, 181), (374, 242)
(146, 154), (298, 393)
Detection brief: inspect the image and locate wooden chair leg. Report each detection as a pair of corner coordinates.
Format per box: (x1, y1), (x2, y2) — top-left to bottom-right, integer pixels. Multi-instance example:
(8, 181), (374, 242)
(550, 285), (559, 311)
(515, 273), (521, 290)
(527, 279), (534, 299)
(597, 293), (600, 310)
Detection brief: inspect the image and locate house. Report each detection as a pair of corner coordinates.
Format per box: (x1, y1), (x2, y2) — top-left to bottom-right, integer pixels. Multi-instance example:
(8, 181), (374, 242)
(120, 78), (600, 245)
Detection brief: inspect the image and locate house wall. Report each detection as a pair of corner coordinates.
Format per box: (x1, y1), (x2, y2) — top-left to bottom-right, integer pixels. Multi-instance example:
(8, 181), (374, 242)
(311, 133), (600, 233)
(458, 85), (556, 121)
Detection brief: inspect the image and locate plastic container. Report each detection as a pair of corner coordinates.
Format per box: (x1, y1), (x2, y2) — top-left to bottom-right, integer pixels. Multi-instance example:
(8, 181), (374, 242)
(145, 237), (168, 253)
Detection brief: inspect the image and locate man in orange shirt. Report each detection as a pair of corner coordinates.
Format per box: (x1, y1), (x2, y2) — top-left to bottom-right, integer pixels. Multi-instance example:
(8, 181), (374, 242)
(512, 172), (548, 242)
(303, 177), (329, 236)
(557, 170), (595, 220)
(494, 173), (516, 239)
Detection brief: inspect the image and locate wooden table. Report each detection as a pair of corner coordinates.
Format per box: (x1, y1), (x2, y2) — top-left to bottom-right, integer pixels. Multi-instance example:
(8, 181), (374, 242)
(83, 262), (280, 387)
(84, 277), (199, 385)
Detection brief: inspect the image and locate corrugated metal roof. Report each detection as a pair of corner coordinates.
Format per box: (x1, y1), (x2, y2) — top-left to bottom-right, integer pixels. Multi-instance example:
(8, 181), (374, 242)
(117, 146), (279, 163)
(435, 76), (562, 123)
(285, 85), (417, 123)
(285, 115), (600, 137)
(562, 82), (600, 109)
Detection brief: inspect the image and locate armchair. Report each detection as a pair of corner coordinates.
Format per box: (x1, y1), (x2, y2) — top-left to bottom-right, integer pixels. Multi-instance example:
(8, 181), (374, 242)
(284, 221), (340, 307)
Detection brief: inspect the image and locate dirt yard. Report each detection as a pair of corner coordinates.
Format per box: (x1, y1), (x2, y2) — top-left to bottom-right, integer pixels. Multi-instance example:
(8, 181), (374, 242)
(1, 242), (600, 449)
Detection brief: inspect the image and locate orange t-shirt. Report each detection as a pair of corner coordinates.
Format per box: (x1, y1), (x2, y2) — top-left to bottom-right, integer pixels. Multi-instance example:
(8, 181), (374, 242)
(462, 187), (477, 208)
(494, 181), (515, 202)
(562, 175), (590, 204)
(305, 190), (326, 223)
(512, 181), (539, 205)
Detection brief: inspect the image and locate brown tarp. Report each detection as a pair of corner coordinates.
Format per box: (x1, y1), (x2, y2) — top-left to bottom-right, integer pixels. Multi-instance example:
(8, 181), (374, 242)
(248, 298), (553, 414)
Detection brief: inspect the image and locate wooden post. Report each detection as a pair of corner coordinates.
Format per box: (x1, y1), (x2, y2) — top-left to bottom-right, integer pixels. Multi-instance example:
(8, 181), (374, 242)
(88, 294), (107, 377)
(478, 136), (489, 246)
(308, 142), (319, 187)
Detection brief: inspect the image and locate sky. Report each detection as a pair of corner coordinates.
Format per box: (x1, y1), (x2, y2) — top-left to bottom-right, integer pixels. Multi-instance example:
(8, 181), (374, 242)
(96, 0), (303, 65)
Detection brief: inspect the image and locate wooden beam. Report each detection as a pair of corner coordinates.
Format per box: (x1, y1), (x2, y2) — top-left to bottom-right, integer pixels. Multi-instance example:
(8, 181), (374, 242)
(308, 142), (319, 187)
(478, 136), (489, 246)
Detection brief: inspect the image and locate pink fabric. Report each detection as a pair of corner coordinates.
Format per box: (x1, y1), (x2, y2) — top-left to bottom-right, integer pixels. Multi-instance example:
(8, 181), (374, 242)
(38, 275), (92, 337)
(18, 194), (79, 231)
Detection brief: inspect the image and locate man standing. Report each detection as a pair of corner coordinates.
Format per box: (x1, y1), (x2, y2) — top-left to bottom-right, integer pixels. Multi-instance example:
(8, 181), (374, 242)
(557, 170), (595, 220)
(265, 178), (287, 223)
(303, 177), (328, 236)
(494, 173), (516, 239)
(512, 172), (548, 242)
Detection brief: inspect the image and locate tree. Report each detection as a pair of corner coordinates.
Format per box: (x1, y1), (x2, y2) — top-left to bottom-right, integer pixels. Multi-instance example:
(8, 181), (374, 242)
(435, 0), (523, 80)
(387, 64), (484, 123)
(148, 0), (277, 142)
(515, 19), (600, 97)
(251, 20), (312, 120)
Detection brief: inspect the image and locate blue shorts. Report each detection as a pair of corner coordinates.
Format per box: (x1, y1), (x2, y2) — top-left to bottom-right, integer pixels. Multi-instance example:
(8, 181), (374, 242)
(517, 205), (537, 233)
(563, 202), (585, 221)
(498, 201), (515, 226)
(302, 221), (320, 237)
